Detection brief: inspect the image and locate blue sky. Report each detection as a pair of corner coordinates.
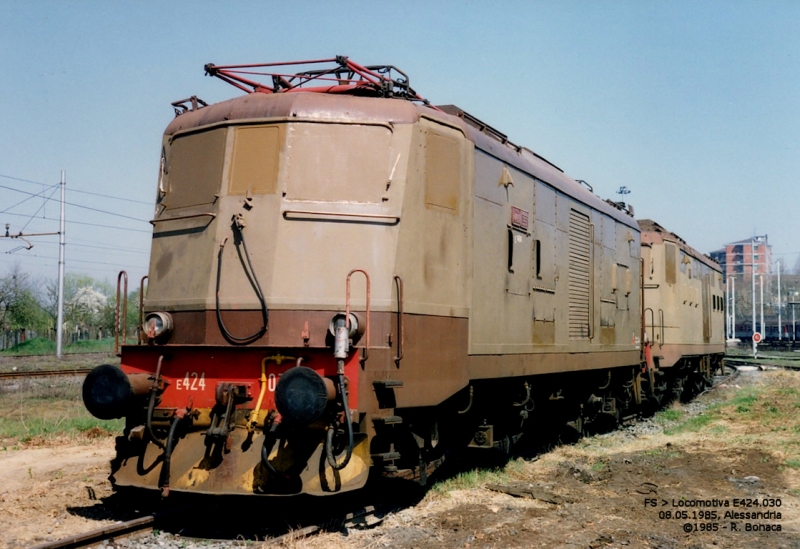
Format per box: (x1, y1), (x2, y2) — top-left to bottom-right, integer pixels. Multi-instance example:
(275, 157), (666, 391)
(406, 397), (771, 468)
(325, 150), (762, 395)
(2, 1), (800, 286)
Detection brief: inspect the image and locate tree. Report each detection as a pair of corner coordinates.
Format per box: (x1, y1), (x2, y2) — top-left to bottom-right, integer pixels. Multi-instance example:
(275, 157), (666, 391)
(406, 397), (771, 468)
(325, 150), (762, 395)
(0, 264), (50, 335)
(45, 273), (115, 336)
(99, 287), (140, 338)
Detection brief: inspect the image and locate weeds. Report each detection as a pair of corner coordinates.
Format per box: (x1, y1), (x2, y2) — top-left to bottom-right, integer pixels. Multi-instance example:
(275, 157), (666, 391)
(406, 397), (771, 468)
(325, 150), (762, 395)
(654, 409), (684, 423)
(431, 459), (526, 495)
(0, 375), (123, 444)
(663, 413), (715, 435)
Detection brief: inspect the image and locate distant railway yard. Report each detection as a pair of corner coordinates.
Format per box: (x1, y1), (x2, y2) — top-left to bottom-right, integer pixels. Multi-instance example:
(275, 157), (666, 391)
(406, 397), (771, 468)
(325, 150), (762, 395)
(1, 351), (798, 548)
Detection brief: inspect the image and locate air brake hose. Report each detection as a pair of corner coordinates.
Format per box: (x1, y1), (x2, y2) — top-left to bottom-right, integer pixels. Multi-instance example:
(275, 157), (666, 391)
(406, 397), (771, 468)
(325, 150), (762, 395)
(158, 415), (183, 497)
(325, 370), (354, 471)
(260, 417), (280, 477)
(215, 218), (269, 345)
(146, 357), (166, 450)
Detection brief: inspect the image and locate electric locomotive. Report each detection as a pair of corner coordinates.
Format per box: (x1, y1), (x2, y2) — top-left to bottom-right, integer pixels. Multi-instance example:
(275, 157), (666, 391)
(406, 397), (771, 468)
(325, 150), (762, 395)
(82, 57), (722, 497)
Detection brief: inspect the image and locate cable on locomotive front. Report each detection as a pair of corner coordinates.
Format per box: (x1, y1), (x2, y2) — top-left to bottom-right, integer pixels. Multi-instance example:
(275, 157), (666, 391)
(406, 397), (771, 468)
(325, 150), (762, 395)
(215, 214), (269, 344)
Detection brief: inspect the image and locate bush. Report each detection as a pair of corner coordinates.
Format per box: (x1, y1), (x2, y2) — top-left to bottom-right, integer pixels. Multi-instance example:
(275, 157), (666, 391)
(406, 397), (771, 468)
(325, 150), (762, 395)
(0, 337), (56, 356)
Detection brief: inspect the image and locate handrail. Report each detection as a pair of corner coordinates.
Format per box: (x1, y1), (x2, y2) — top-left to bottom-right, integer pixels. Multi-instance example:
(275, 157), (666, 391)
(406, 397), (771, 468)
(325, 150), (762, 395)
(346, 269), (370, 362)
(283, 210), (399, 224)
(644, 308), (655, 346)
(149, 212), (217, 225)
(659, 309), (665, 346)
(393, 275), (404, 364)
(589, 222), (595, 340)
(115, 271), (128, 357)
(640, 257), (646, 360)
(138, 276), (148, 345)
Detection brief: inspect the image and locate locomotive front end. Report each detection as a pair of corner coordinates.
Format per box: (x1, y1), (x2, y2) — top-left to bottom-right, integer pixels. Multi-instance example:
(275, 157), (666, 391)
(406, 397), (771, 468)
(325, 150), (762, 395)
(84, 345), (369, 496)
(82, 60), (419, 496)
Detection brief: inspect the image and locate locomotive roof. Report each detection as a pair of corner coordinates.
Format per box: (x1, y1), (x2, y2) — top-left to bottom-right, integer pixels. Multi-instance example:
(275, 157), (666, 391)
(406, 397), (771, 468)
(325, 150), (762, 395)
(638, 219), (720, 272)
(164, 91), (639, 230)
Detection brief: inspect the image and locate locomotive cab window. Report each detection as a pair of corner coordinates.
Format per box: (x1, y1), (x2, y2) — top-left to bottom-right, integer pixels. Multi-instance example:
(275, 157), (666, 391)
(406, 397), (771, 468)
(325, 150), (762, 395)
(163, 128), (227, 209)
(285, 123), (391, 203)
(229, 125), (281, 195)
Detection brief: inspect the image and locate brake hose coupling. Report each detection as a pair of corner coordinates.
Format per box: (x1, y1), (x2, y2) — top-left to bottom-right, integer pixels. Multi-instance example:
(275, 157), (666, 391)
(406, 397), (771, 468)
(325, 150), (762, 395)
(334, 322), (349, 359)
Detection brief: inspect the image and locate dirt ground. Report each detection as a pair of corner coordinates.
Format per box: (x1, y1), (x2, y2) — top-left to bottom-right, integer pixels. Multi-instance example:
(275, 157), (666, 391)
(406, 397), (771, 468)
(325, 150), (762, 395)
(1, 368), (799, 548)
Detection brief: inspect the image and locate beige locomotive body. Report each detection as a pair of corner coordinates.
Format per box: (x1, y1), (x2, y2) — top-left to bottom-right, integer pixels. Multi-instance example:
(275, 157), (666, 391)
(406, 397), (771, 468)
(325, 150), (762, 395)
(83, 62), (719, 497)
(639, 220), (725, 396)
(147, 93), (642, 392)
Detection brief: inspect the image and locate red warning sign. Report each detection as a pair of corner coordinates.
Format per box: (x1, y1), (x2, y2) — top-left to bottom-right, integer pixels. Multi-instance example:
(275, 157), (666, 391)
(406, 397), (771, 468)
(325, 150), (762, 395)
(511, 207), (529, 231)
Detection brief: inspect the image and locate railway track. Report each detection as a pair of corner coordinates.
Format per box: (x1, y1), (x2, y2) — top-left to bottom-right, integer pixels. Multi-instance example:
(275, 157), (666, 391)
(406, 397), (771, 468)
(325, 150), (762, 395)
(0, 368), (93, 380)
(29, 515), (157, 549)
(707, 362), (740, 392)
(724, 357), (800, 371)
(29, 502), (388, 549)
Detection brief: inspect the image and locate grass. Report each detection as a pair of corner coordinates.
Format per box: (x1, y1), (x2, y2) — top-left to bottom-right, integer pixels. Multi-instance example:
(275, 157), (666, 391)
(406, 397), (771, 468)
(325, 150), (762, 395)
(663, 413), (716, 435)
(0, 376), (124, 445)
(0, 413), (123, 443)
(654, 408), (684, 424)
(431, 458), (526, 495)
(0, 337), (123, 356)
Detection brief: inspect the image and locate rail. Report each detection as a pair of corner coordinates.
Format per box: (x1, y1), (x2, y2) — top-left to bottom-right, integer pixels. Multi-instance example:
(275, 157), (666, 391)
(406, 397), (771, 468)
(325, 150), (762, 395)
(138, 275), (148, 344)
(644, 307), (655, 345)
(283, 210), (400, 224)
(149, 212), (217, 225)
(29, 515), (155, 549)
(0, 368), (93, 380)
(346, 269), (371, 362)
(393, 275), (404, 364)
(589, 222), (595, 340)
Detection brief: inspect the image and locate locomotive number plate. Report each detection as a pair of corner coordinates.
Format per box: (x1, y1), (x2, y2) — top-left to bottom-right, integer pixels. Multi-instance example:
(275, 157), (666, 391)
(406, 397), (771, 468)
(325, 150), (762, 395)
(176, 371), (206, 391)
(511, 207), (529, 231)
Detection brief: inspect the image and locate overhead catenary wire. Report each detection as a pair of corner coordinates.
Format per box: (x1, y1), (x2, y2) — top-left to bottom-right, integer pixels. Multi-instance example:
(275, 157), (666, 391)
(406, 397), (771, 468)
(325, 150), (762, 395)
(1, 211), (151, 233)
(19, 185), (61, 233)
(0, 183), (149, 223)
(24, 239), (151, 255)
(0, 182), (60, 214)
(0, 173), (151, 205)
(0, 172), (152, 283)
(0, 251), (145, 270)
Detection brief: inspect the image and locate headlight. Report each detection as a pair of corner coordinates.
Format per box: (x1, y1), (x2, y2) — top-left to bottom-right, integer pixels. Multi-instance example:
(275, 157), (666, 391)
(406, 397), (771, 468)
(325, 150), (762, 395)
(144, 311), (173, 339)
(328, 313), (361, 339)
